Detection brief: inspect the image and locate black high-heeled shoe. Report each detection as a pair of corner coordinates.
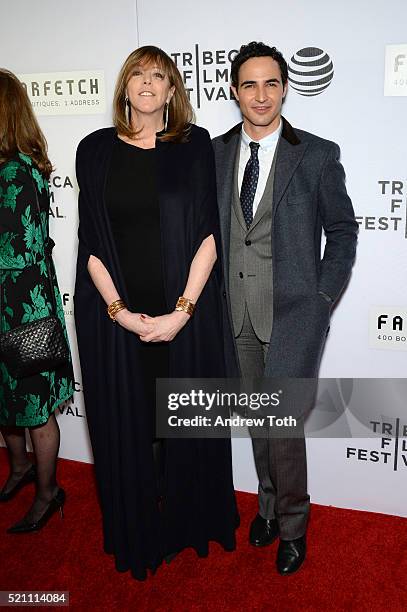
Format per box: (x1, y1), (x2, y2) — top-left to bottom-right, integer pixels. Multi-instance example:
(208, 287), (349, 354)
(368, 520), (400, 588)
(7, 488), (65, 534)
(0, 465), (36, 502)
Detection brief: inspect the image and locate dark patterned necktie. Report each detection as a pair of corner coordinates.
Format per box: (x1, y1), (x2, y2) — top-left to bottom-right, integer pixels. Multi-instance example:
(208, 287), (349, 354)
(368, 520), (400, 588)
(240, 141), (260, 229)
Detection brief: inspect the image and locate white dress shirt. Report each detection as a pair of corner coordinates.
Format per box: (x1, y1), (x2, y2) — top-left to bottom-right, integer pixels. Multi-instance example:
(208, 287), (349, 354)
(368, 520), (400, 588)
(238, 121), (282, 216)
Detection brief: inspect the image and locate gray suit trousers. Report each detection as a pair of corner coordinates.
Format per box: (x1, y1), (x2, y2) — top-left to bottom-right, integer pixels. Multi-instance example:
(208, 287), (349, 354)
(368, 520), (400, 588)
(235, 308), (310, 540)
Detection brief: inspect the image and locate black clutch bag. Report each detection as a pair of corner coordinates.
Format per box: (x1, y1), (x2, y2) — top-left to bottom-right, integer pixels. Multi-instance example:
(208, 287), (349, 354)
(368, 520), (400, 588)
(0, 172), (70, 379)
(0, 315), (69, 379)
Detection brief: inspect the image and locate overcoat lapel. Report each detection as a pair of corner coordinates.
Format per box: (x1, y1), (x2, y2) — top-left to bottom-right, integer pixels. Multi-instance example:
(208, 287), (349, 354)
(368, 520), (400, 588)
(272, 118), (308, 219)
(231, 146), (246, 231)
(218, 125), (241, 288)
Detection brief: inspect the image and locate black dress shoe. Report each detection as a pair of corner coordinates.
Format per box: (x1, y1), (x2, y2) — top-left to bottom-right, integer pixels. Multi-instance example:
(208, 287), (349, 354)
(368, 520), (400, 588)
(0, 465), (36, 502)
(7, 488), (65, 534)
(249, 514), (279, 547)
(276, 535), (306, 575)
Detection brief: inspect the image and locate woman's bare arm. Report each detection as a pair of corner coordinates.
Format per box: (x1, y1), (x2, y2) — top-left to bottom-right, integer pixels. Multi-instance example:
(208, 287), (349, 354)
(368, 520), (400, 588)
(87, 255), (153, 335)
(140, 234), (217, 342)
(181, 234), (217, 303)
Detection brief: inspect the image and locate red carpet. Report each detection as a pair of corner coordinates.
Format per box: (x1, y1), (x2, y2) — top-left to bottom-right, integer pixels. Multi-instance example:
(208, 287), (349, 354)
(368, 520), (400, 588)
(0, 448), (406, 611)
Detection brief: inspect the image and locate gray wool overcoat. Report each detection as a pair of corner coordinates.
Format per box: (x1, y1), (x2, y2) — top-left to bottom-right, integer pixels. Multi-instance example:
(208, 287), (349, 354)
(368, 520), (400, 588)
(212, 117), (358, 382)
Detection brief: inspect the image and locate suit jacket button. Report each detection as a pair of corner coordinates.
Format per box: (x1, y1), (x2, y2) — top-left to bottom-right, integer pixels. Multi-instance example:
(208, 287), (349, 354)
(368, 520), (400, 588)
(222, 290), (226, 298)
(239, 272), (243, 278)
(245, 239), (251, 246)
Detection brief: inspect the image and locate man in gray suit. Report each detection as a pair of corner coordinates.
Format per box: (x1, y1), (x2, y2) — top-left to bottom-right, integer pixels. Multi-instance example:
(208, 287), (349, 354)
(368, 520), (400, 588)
(212, 42), (358, 575)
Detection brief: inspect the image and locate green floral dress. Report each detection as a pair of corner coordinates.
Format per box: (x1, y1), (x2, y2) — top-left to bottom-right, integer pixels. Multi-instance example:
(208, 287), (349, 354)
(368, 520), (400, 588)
(0, 153), (74, 426)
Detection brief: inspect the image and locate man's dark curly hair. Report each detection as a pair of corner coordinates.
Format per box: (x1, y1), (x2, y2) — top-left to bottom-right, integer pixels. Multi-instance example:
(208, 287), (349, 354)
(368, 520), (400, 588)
(231, 42), (288, 88)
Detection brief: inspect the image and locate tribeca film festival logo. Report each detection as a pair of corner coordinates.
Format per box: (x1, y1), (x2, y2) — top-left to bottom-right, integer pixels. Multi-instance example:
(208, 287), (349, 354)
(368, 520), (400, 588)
(355, 179), (407, 235)
(18, 71), (106, 116)
(170, 45), (333, 108)
(369, 307), (407, 351)
(170, 46), (238, 108)
(48, 173), (74, 220)
(58, 380), (85, 418)
(347, 419), (407, 471)
(384, 44), (407, 96)
(288, 47), (334, 96)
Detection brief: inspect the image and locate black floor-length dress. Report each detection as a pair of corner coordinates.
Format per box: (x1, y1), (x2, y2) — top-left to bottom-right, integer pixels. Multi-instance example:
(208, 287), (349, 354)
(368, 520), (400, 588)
(106, 140), (169, 437)
(74, 126), (238, 580)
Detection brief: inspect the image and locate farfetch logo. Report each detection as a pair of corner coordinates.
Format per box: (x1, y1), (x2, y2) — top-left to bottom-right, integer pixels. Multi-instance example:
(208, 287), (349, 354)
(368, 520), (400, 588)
(288, 47), (334, 96)
(18, 71), (106, 116)
(347, 419), (407, 470)
(170, 45), (238, 108)
(384, 44), (407, 96)
(369, 307), (407, 351)
(62, 292), (73, 318)
(355, 180), (407, 235)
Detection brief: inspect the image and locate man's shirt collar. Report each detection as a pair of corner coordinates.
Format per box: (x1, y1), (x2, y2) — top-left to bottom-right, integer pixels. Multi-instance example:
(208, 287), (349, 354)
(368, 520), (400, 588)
(241, 120), (282, 151)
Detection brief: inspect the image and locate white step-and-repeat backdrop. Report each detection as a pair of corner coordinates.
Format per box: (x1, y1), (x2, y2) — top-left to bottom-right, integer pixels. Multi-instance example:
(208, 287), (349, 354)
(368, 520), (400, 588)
(1, 0), (406, 517)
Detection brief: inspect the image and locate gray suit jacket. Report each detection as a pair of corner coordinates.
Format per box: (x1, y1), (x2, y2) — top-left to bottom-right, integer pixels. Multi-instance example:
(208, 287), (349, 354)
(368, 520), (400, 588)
(212, 117), (358, 378)
(229, 141), (277, 342)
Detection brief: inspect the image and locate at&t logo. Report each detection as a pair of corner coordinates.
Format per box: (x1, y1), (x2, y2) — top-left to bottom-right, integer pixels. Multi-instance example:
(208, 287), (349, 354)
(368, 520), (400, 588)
(288, 47), (334, 96)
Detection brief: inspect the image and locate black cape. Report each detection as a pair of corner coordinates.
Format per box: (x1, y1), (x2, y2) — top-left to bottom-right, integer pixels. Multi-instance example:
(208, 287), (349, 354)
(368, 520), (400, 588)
(74, 125), (237, 580)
